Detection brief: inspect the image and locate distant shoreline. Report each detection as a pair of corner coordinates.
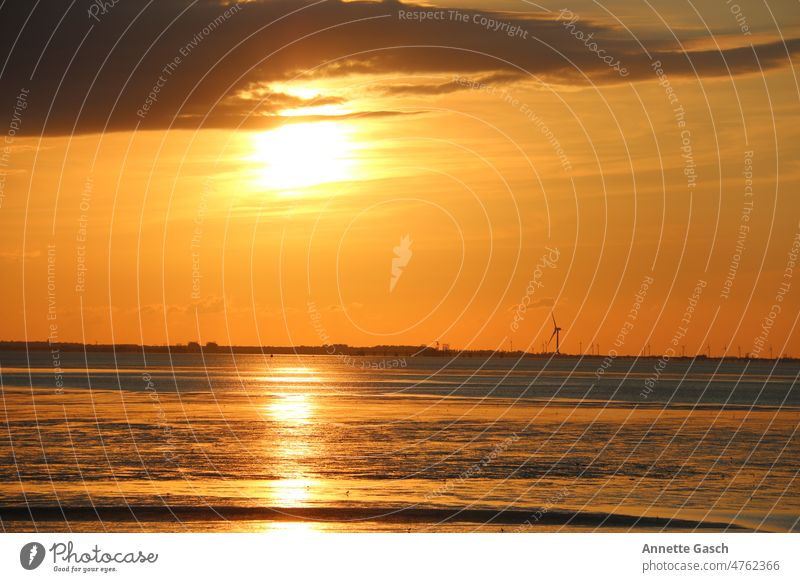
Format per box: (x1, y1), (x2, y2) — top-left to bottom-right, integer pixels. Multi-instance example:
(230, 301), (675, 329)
(0, 341), (796, 362)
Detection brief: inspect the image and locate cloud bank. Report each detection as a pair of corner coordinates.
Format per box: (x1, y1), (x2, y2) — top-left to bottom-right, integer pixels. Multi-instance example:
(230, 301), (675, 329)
(0, 0), (796, 135)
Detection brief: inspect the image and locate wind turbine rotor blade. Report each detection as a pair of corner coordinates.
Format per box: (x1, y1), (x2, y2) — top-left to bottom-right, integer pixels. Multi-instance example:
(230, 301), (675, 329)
(552, 313), (557, 328)
(548, 328), (557, 345)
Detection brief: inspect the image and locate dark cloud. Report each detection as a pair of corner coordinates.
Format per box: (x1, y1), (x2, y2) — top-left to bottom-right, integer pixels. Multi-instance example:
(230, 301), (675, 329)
(373, 72), (522, 96)
(0, 0), (797, 136)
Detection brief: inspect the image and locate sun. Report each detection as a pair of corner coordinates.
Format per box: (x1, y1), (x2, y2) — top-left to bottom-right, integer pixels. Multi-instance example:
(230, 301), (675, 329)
(250, 121), (357, 194)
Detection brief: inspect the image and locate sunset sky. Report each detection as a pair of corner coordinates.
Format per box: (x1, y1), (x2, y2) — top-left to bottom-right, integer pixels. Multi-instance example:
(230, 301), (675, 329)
(1, 0), (799, 356)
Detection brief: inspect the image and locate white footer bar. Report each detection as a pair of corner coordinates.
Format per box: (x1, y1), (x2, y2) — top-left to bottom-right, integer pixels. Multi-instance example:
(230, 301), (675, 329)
(1, 533), (797, 581)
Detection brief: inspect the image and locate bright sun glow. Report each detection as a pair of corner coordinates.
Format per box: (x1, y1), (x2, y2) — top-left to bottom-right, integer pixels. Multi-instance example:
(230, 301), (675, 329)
(250, 122), (357, 193)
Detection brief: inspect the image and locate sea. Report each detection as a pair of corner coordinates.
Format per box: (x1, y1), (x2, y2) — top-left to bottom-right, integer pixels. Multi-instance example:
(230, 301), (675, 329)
(1, 350), (798, 532)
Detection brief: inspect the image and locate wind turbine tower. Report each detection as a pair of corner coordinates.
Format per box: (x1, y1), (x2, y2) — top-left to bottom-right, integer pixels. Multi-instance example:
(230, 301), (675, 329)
(548, 313), (562, 354)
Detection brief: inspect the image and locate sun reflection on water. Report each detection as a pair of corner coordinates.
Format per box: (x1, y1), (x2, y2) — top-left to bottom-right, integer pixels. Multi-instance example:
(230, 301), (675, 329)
(259, 364), (326, 512)
(255, 520), (321, 534)
(267, 393), (314, 424)
(263, 388), (320, 510)
(261, 366), (324, 385)
(267, 478), (314, 506)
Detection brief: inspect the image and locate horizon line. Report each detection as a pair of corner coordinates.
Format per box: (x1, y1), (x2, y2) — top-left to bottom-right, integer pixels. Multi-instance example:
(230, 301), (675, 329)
(0, 340), (796, 362)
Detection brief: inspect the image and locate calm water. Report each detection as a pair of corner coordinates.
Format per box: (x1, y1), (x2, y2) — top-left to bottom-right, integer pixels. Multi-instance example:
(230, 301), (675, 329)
(1, 350), (798, 532)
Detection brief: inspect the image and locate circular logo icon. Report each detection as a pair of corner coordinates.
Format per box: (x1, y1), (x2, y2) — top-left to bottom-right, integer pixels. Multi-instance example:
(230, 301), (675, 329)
(20, 542), (46, 570)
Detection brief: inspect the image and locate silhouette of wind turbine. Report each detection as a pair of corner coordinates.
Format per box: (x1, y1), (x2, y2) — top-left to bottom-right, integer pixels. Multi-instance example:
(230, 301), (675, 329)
(547, 313), (562, 354)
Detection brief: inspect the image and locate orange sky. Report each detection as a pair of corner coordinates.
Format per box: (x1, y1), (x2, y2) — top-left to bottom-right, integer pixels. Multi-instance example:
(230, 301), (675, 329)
(1, 0), (799, 356)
